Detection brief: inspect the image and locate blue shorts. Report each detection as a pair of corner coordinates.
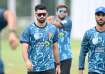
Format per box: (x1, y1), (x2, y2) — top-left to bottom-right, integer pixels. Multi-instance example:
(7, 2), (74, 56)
(0, 59), (4, 74)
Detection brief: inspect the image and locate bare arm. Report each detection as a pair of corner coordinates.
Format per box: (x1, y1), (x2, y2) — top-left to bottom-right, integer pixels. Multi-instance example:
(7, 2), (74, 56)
(4, 10), (16, 30)
(22, 43), (32, 71)
(53, 42), (60, 63)
(53, 42), (61, 74)
(47, 16), (62, 28)
(4, 10), (18, 49)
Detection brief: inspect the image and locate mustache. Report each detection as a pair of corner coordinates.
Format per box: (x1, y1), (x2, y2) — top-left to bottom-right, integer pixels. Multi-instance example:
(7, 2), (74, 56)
(37, 16), (46, 19)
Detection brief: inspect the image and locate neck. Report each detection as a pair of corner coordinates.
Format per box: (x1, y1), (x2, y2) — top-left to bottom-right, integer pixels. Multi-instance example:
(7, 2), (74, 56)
(96, 25), (105, 32)
(35, 20), (46, 28)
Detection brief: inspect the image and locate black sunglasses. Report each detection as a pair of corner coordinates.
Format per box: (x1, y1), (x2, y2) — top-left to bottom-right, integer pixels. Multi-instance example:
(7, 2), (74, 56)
(36, 13), (47, 17)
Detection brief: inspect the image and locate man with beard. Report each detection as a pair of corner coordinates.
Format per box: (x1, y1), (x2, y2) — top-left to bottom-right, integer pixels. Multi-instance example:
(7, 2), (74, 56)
(0, 9), (18, 74)
(47, 3), (72, 74)
(20, 4), (61, 74)
(79, 6), (105, 74)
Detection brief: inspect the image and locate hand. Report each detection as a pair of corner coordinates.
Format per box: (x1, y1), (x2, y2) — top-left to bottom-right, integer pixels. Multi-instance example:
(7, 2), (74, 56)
(53, 21), (62, 28)
(79, 70), (83, 74)
(25, 60), (33, 71)
(56, 65), (61, 74)
(8, 32), (18, 49)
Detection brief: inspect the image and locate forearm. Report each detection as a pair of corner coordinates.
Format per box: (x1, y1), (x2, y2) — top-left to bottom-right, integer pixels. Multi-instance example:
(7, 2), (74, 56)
(79, 50), (86, 74)
(4, 10), (16, 31)
(22, 43), (29, 62)
(22, 43), (33, 70)
(79, 49), (87, 70)
(53, 42), (60, 64)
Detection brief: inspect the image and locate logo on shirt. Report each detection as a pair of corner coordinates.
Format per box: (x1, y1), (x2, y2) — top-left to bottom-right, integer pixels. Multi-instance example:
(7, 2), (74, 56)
(92, 37), (99, 45)
(58, 32), (64, 38)
(34, 33), (40, 40)
(92, 33), (102, 45)
(45, 41), (50, 47)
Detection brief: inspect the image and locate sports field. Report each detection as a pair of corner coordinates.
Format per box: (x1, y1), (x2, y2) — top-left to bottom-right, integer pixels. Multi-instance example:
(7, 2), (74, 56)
(1, 39), (88, 74)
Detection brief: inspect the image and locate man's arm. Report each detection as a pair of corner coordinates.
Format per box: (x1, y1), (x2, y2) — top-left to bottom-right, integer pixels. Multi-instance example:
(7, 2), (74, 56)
(4, 10), (16, 30)
(22, 43), (32, 71)
(47, 16), (62, 28)
(79, 32), (89, 74)
(4, 10), (18, 49)
(53, 42), (61, 74)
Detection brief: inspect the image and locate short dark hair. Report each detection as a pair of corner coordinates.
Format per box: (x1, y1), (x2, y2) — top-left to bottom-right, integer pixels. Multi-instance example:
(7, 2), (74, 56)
(56, 4), (68, 11)
(35, 4), (47, 11)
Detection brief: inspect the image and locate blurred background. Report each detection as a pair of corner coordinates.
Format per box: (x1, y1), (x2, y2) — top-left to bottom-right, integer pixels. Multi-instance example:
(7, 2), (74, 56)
(0, 0), (105, 74)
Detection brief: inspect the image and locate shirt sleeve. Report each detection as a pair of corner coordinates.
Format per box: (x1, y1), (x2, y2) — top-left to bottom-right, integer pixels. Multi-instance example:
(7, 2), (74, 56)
(79, 31), (90, 70)
(20, 27), (30, 44)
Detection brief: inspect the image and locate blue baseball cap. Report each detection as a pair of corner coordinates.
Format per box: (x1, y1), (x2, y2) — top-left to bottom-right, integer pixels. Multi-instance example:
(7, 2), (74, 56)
(95, 7), (105, 14)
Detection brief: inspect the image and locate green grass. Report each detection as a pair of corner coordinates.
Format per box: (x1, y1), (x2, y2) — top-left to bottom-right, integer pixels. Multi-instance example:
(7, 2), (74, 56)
(1, 40), (26, 74)
(1, 39), (88, 74)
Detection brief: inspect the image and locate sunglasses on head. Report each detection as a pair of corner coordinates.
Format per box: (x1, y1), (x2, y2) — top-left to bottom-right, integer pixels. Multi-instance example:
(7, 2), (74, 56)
(59, 10), (67, 13)
(36, 13), (47, 17)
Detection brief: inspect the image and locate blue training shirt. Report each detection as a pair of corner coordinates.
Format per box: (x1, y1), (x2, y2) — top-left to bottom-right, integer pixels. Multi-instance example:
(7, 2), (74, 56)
(20, 22), (58, 72)
(58, 16), (72, 61)
(79, 27), (105, 74)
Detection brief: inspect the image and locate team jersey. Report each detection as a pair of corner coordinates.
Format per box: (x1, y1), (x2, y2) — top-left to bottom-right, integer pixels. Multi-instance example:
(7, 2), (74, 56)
(79, 27), (105, 74)
(0, 8), (7, 31)
(20, 22), (58, 72)
(58, 16), (72, 61)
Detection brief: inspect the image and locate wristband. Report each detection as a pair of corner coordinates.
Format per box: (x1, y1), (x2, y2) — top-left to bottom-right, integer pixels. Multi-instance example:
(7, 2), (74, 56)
(56, 62), (60, 66)
(9, 29), (16, 33)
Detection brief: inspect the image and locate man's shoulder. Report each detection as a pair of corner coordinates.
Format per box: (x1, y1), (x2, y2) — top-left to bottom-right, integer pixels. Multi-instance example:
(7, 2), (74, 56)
(86, 27), (95, 33)
(64, 16), (72, 24)
(85, 27), (95, 36)
(47, 22), (57, 29)
(24, 22), (35, 30)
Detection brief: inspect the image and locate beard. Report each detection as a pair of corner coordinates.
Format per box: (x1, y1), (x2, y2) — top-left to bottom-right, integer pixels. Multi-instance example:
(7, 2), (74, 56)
(37, 17), (46, 23)
(38, 19), (45, 23)
(97, 21), (105, 27)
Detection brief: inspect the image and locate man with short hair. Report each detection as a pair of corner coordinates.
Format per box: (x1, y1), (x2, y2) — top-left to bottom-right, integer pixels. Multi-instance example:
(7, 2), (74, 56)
(47, 3), (72, 74)
(79, 6), (105, 74)
(20, 4), (61, 74)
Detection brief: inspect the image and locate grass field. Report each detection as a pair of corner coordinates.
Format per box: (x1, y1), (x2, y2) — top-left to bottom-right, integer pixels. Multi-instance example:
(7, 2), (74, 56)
(1, 39), (88, 74)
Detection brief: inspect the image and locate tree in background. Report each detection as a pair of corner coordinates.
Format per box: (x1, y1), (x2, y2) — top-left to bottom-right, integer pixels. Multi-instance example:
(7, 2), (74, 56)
(16, 0), (31, 17)
(65, 0), (71, 15)
(0, 0), (7, 9)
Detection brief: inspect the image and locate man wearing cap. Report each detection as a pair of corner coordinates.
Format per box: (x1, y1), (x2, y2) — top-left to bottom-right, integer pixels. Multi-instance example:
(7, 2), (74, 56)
(79, 6), (105, 74)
